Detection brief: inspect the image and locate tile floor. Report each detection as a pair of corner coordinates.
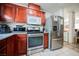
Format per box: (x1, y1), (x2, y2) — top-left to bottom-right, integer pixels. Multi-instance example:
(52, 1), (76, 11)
(30, 43), (79, 56)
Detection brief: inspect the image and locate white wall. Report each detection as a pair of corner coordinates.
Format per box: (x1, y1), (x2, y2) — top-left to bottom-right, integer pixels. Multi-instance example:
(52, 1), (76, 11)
(45, 11), (53, 32)
(45, 11), (53, 18)
(53, 9), (64, 17)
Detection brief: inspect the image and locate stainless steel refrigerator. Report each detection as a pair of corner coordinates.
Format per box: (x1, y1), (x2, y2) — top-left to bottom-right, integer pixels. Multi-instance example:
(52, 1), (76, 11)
(50, 16), (64, 50)
(45, 16), (64, 50)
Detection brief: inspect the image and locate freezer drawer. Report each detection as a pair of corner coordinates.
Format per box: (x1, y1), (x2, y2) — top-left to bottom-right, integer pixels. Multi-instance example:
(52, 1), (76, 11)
(50, 38), (63, 50)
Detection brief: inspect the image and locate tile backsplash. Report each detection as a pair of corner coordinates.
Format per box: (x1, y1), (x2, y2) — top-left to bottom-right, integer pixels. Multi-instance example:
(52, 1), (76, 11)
(6, 23), (27, 31)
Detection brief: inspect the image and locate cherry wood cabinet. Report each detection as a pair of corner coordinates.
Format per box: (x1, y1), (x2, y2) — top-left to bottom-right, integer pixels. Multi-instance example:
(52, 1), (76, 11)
(15, 6), (27, 23)
(6, 34), (27, 56)
(28, 8), (41, 17)
(0, 35), (17, 56)
(41, 12), (46, 26)
(0, 4), (4, 22)
(0, 39), (7, 56)
(0, 4), (27, 23)
(28, 3), (46, 26)
(0, 3), (46, 25)
(6, 35), (17, 56)
(44, 33), (48, 49)
(28, 9), (46, 26)
(2, 4), (15, 22)
(0, 34), (27, 56)
(28, 3), (40, 11)
(16, 34), (27, 55)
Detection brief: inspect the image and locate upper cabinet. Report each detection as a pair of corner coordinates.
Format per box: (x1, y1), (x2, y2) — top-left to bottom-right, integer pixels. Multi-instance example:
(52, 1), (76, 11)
(0, 3), (46, 25)
(28, 9), (41, 17)
(28, 3), (46, 26)
(0, 3), (27, 23)
(0, 4), (3, 21)
(28, 3), (40, 11)
(41, 12), (46, 26)
(28, 3), (41, 17)
(15, 6), (27, 23)
(0, 4), (15, 22)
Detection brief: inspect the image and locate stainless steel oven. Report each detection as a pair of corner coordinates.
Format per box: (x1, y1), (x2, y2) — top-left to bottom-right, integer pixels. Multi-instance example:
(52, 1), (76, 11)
(27, 33), (44, 55)
(27, 25), (44, 55)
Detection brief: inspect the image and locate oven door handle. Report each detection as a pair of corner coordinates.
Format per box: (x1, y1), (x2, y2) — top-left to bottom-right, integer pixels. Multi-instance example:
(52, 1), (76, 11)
(27, 34), (43, 37)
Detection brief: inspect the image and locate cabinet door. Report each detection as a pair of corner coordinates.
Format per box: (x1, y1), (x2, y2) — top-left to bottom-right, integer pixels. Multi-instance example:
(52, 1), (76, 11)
(16, 34), (27, 55)
(28, 9), (41, 17)
(3, 4), (15, 22)
(44, 33), (48, 49)
(36, 11), (41, 17)
(0, 39), (7, 56)
(28, 9), (37, 16)
(6, 35), (16, 56)
(15, 6), (27, 23)
(28, 3), (40, 11)
(0, 4), (3, 21)
(41, 12), (46, 26)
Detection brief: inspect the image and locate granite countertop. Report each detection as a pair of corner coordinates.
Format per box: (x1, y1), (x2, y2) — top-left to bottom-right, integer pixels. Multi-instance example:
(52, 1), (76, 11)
(0, 32), (27, 40)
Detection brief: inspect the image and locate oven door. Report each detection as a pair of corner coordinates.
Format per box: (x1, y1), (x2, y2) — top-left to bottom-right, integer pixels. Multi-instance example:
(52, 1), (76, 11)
(27, 33), (44, 50)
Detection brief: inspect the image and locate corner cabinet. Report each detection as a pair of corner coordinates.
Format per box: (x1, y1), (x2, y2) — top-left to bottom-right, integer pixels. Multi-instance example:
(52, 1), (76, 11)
(44, 33), (48, 49)
(15, 6), (27, 23)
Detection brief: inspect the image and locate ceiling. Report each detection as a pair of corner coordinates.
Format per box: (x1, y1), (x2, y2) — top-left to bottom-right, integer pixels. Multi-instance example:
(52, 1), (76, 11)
(16, 3), (79, 13)
(38, 3), (79, 13)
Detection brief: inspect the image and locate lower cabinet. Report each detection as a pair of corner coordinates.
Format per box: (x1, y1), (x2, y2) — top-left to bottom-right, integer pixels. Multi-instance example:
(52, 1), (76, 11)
(16, 34), (27, 56)
(0, 39), (7, 56)
(44, 33), (48, 49)
(0, 34), (27, 56)
(6, 34), (27, 56)
(6, 35), (17, 56)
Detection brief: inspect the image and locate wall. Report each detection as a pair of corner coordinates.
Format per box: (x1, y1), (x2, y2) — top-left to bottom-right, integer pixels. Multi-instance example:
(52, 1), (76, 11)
(53, 9), (64, 17)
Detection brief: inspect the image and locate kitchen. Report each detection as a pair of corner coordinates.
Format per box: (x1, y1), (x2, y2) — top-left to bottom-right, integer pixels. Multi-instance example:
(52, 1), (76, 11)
(0, 3), (48, 56)
(0, 3), (79, 56)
